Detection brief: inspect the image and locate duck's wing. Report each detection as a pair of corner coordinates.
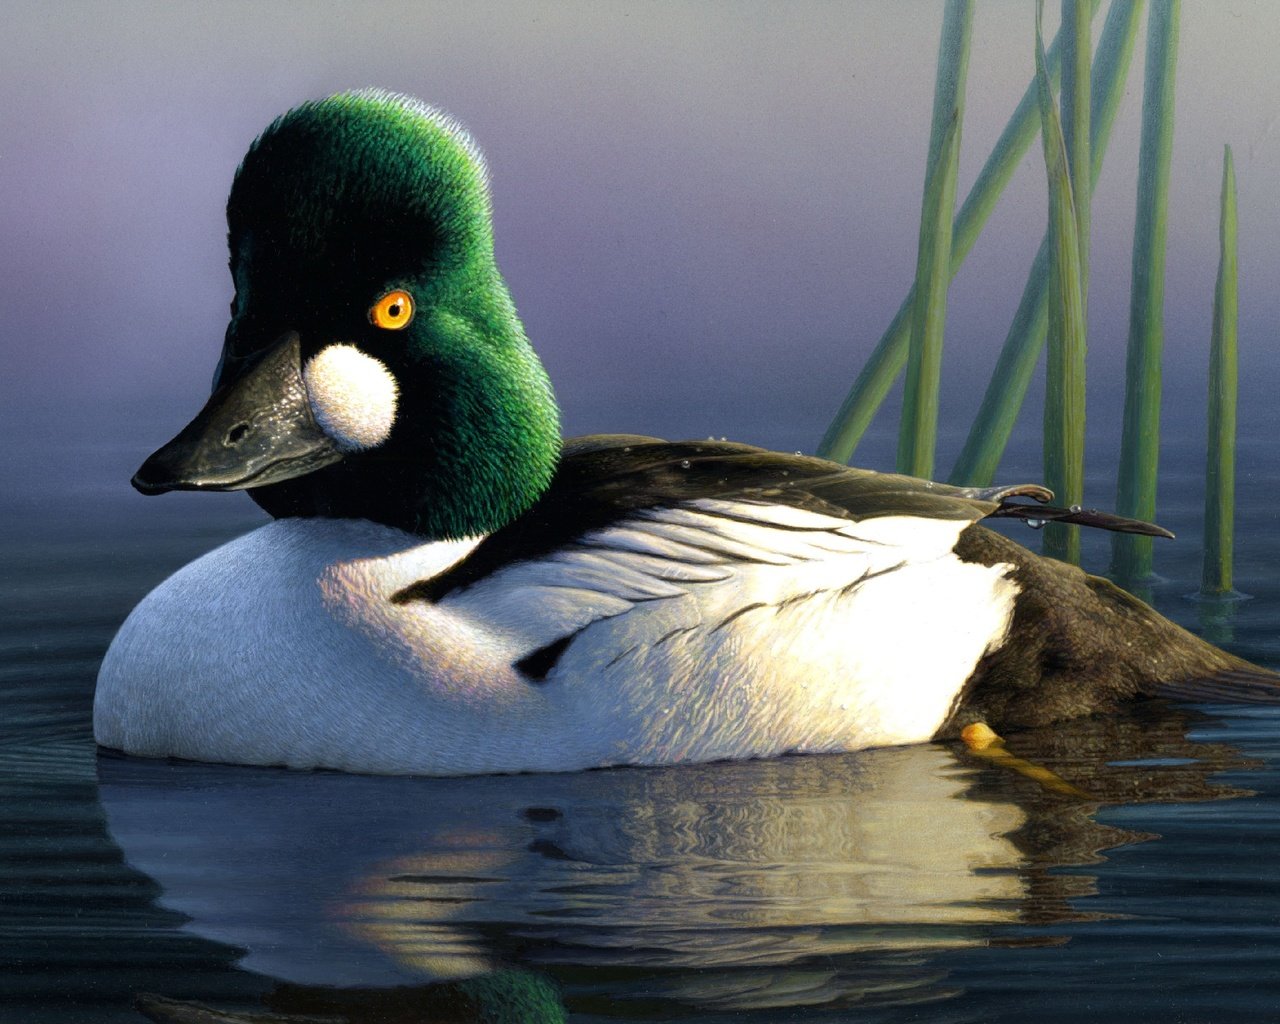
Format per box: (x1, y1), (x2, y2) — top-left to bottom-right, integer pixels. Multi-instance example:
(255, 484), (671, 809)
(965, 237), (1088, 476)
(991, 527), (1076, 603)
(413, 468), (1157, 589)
(404, 436), (1166, 604)
(395, 439), (986, 679)
(399, 438), (983, 605)
(388, 439), (1162, 680)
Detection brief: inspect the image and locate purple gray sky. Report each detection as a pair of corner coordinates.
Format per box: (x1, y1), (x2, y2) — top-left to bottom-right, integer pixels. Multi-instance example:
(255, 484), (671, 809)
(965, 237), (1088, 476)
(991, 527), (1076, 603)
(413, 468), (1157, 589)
(4, 1), (1278, 489)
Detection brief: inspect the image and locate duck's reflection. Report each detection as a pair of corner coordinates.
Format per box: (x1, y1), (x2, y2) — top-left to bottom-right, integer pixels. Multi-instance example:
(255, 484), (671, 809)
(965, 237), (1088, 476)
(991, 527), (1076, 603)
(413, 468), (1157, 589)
(100, 701), (1252, 1019)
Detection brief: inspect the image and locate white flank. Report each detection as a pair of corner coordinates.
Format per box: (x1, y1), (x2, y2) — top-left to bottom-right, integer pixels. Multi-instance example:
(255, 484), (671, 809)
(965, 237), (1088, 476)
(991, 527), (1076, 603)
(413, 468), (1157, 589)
(446, 501), (1021, 765)
(95, 504), (1021, 776)
(303, 344), (399, 451)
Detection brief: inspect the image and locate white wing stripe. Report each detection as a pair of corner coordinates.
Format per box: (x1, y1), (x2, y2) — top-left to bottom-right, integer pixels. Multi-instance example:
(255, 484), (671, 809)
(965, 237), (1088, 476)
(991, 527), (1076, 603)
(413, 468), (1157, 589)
(599, 518), (793, 566)
(682, 498), (856, 531)
(578, 525), (727, 565)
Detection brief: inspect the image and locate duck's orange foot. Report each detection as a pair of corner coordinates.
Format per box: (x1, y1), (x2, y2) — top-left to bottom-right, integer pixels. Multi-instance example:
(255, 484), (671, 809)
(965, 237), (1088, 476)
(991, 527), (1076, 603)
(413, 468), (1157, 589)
(959, 722), (1093, 800)
(961, 721), (1002, 751)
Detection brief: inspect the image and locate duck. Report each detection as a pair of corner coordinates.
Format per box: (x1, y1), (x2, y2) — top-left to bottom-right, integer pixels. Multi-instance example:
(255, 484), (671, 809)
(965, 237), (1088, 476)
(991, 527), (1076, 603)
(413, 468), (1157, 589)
(93, 89), (1275, 777)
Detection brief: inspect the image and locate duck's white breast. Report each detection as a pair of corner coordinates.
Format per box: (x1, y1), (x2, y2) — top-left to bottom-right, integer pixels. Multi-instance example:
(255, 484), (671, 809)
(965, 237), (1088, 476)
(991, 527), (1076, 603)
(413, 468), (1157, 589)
(94, 519), (548, 775)
(95, 506), (1020, 775)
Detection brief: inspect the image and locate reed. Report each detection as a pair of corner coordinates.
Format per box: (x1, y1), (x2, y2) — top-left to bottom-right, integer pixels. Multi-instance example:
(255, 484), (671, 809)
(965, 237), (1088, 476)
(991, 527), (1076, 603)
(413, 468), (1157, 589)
(1061, 0), (1091, 317)
(817, 1), (1100, 465)
(1202, 145), (1238, 596)
(1035, 2), (1087, 564)
(948, 0), (1142, 486)
(896, 1), (972, 478)
(898, 111), (963, 476)
(1112, 0), (1181, 582)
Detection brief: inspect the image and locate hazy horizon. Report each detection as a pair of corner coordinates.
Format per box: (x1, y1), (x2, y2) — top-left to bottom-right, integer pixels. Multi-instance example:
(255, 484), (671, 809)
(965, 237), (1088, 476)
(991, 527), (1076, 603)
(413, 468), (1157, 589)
(5, 1), (1278, 496)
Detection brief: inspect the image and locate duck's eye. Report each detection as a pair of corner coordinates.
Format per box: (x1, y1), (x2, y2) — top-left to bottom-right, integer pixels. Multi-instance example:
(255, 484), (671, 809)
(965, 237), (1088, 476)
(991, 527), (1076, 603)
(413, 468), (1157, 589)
(370, 289), (415, 330)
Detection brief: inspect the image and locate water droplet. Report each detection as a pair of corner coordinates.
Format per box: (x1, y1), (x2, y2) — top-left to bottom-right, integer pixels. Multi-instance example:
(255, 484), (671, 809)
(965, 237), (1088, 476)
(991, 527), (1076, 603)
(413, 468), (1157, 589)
(1027, 518), (1045, 530)
(622, 446), (631, 453)
(925, 481), (934, 489)
(707, 435), (715, 441)
(720, 436), (727, 442)
(781, 470), (789, 477)
(680, 460), (691, 469)
(794, 450), (803, 456)
(662, 707), (671, 714)
(1069, 504), (1082, 514)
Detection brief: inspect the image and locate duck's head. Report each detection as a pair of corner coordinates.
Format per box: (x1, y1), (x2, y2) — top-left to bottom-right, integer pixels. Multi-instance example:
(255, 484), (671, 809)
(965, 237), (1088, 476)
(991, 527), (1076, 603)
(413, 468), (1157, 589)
(133, 90), (560, 539)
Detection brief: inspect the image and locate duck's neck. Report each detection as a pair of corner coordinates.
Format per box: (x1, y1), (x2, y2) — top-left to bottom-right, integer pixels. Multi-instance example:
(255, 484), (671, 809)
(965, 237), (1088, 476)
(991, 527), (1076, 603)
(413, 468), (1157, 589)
(400, 313), (562, 539)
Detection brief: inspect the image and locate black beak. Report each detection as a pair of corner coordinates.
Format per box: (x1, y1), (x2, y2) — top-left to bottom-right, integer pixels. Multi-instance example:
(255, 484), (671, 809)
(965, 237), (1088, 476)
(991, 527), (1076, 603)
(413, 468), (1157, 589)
(132, 332), (344, 495)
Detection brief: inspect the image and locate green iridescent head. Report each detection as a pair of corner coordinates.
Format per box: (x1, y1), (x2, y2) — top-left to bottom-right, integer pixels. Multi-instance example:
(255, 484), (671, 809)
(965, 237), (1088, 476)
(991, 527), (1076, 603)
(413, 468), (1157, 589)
(134, 90), (561, 539)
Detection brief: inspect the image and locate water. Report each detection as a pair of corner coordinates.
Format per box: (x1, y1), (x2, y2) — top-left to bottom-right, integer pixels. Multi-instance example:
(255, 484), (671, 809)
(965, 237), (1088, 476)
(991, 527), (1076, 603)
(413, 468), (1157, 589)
(6, 434), (1280, 1023)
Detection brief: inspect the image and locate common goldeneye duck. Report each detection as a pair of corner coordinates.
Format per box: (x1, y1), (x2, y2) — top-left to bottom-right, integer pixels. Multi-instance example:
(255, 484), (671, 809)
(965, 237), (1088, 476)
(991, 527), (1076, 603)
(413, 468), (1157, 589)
(94, 89), (1275, 776)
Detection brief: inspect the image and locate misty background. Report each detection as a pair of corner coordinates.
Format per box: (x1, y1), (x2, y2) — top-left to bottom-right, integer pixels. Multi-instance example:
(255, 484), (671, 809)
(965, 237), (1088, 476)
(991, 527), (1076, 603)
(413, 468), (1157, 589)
(3, 1), (1278, 526)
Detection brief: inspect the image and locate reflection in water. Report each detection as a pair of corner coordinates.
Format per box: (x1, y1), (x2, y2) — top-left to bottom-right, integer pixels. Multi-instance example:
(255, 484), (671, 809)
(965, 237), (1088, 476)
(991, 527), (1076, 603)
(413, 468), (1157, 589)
(96, 701), (1254, 1020)
(349, 746), (1027, 959)
(0, 740), (269, 1022)
(1192, 592), (1249, 649)
(138, 972), (567, 1024)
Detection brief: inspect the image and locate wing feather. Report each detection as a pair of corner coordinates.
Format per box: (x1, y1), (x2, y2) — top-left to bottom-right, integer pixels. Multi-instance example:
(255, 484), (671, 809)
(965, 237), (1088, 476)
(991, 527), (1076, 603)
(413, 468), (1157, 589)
(440, 493), (971, 674)
(406, 436), (1163, 679)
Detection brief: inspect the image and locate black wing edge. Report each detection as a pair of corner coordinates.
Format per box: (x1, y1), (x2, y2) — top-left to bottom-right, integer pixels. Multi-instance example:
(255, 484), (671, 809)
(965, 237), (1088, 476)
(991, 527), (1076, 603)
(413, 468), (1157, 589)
(989, 500), (1176, 539)
(1156, 668), (1280, 705)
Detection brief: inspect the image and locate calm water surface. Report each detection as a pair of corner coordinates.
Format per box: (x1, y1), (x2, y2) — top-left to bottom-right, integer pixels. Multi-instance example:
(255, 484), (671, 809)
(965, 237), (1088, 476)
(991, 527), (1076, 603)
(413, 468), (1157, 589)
(5, 433), (1280, 1023)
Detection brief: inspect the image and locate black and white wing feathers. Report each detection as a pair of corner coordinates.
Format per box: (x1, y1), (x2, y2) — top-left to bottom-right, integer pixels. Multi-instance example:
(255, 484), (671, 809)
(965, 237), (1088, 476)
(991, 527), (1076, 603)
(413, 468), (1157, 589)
(401, 436), (1164, 604)
(392, 437), (1169, 683)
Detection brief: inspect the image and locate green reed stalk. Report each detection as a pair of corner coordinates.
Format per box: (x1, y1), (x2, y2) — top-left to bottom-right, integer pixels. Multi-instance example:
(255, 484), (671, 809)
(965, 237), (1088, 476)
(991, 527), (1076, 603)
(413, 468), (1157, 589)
(1112, 0), (1180, 581)
(1035, 2), (1087, 564)
(1202, 145), (1238, 595)
(896, 0), (972, 478)
(898, 112), (963, 477)
(1062, 0), (1091, 318)
(817, 1), (1100, 465)
(948, 0), (1143, 486)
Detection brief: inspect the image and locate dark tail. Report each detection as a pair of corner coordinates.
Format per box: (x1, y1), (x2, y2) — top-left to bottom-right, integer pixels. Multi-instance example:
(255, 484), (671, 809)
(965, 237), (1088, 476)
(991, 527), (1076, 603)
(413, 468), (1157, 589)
(948, 526), (1280, 726)
(1156, 668), (1280, 705)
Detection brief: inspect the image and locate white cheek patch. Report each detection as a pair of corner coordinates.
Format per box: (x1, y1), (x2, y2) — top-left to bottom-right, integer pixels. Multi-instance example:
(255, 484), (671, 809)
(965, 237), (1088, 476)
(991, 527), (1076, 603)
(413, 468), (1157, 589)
(302, 344), (399, 452)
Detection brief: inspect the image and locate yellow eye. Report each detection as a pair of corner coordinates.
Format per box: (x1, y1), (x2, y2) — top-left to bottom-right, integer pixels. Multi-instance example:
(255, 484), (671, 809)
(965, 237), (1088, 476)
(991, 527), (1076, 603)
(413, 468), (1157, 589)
(370, 289), (415, 330)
